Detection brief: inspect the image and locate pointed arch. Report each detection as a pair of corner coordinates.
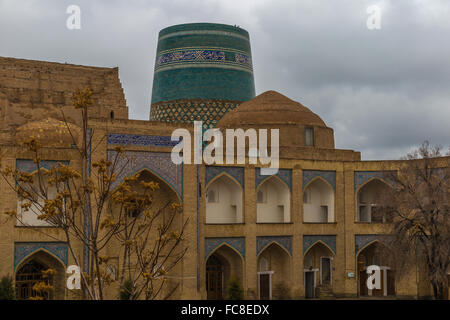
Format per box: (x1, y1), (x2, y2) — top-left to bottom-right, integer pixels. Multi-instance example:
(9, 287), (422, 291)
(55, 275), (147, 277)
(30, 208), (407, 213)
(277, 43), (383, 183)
(355, 176), (394, 195)
(356, 240), (396, 297)
(257, 242), (292, 299)
(205, 243), (244, 300)
(256, 174), (289, 192)
(206, 171), (243, 191)
(205, 242), (245, 263)
(303, 176), (334, 191)
(121, 167), (182, 202)
(15, 249), (66, 300)
(303, 240), (335, 257)
(15, 248), (66, 272)
(257, 241), (292, 258)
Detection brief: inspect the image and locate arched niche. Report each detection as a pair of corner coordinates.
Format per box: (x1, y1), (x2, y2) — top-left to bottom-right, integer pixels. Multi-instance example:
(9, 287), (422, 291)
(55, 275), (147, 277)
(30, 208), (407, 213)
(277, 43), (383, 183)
(205, 245), (243, 300)
(357, 179), (393, 223)
(303, 178), (335, 223)
(357, 241), (396, 297)
(16, 171), (55, 227)
(257, 243), (291, 299)
(206, 174), (243, 224)
(303, 242), (334, 298)
(256, 176), (290, 223)
(15, 250), (66, 300)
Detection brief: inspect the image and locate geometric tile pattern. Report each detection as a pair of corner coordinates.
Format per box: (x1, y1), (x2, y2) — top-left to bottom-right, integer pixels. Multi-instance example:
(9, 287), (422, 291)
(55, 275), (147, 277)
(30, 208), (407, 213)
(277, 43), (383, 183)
(256, 236), (292, 256)
(107, 133), (181, 147)
(107, 150), (183, 200)
(150, 100), (240, 129)
(205, 237), (245, 260)
(354, 171), (397, 191)
(16, 159), (69, 173)
(354, 234), (388, 254)
(155, 48), (253, 73)
(255, 168), (292, 190)
(14, 242), (68, 269)
(303, 170), (336, 191)
(303, 235), (337, 255)
(205, 166), (244, 188)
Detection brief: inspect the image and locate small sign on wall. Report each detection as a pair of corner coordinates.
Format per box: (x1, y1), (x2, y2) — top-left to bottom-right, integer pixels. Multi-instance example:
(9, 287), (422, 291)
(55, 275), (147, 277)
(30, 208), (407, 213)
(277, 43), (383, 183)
(347, 272), (355, 278)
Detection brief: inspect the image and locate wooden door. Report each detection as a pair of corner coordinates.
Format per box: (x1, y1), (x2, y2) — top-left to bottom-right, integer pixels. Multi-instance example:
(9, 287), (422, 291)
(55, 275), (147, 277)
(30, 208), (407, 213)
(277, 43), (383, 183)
(206, 255), (223, 300)
(259, 274), (271, 299)
(305, 271), (315, 298)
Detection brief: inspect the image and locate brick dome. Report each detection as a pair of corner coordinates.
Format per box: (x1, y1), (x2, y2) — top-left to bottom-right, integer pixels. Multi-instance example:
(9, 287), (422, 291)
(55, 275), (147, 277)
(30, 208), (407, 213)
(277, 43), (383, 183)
(217, 90), (335, 149)
(15, 118), (81, 148)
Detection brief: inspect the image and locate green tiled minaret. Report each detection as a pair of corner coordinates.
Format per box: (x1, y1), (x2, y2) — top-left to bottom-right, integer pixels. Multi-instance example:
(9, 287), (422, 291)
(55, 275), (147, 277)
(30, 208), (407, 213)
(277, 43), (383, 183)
(150, 23), (256, 129)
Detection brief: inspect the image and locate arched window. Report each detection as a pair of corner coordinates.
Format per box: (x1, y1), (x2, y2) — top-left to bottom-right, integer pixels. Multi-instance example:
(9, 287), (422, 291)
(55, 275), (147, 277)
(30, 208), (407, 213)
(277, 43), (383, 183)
(357, 179), (392, 223)
(206, 175), (243, 224)
(303, 179), (334, 223)
(256, 177), (290, 223)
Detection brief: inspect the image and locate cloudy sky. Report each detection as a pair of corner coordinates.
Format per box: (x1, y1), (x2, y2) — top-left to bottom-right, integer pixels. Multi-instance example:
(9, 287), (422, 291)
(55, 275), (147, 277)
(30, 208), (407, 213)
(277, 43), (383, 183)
(1, 0), (449, 159)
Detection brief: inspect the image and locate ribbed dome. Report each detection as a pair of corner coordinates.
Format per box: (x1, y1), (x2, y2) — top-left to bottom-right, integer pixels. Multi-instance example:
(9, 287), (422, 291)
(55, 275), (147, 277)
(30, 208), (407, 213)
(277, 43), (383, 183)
(217, 90), (326, 128)
(15, 118), (81, 147)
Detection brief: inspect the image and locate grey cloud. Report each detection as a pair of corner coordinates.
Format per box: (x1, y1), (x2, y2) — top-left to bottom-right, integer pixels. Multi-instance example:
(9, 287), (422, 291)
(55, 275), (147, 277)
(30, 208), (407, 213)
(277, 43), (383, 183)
(0, 0), (448, 160)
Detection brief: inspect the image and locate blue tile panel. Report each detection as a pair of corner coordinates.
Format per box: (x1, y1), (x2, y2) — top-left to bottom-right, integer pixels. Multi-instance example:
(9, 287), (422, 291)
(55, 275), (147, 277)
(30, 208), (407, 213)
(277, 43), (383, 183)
(205, 237), (245, 260)
(107, 150), (183, 201)
(256, 236), (292, 256)
(303, 235), (337, 255)
(255, 168), (292, 191)
(14, 242), (68, 269)
(151, 23), (255, 104)
(205, 166), (244, 188)
(354, 171), (397, 191)
(151, 68), (255, 104)
(303, 170), (336, 191)
(354, 235), (390, 254)
(16, 159), (69, 173)
(107, 133), (180, 147)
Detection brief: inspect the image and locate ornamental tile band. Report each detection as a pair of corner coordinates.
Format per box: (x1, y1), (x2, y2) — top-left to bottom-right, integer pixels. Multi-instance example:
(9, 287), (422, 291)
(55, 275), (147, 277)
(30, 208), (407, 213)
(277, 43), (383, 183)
(255, 168), (292, 190)
(14, 242), (68, 269)
(257, 236), (292, 256)
(150, 100), (240, 129)
(205, 166), (244, 188)
(107, 150), (183, 200)
(107, 133), (180, 147)
(303, 170), (336, 190)
(205, 237), (245, 260)
(303, 235), (337, 255)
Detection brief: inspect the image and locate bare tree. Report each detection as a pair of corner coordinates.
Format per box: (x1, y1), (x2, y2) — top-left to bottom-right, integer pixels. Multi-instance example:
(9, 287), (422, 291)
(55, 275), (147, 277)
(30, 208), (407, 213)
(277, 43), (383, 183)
(0, 88), (187, 300)
(382, 141), (449, 299)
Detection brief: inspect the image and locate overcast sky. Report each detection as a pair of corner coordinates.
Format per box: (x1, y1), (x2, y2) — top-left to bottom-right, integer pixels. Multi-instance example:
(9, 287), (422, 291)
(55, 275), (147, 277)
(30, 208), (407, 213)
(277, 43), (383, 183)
(1, 0), (449, 160)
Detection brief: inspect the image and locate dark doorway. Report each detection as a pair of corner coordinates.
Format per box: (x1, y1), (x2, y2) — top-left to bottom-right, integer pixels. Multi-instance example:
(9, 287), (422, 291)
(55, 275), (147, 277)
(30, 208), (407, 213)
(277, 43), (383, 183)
(206, 255), (223, 300)
(259, 273), (271, 299)
(321, 257), (331, 285)
(305, 271), (315, 298)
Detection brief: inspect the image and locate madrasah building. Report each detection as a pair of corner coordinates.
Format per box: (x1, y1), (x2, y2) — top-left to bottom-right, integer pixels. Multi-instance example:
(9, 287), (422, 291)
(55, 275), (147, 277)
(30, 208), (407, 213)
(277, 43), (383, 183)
(0, 23), (448, 300)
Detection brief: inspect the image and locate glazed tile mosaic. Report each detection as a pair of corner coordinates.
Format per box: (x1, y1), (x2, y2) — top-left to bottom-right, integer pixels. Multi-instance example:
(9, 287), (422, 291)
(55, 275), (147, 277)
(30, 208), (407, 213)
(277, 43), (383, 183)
(303, 235), (337, 255)
(256, 236), (292, 256)
(205, 237), (245, 259)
